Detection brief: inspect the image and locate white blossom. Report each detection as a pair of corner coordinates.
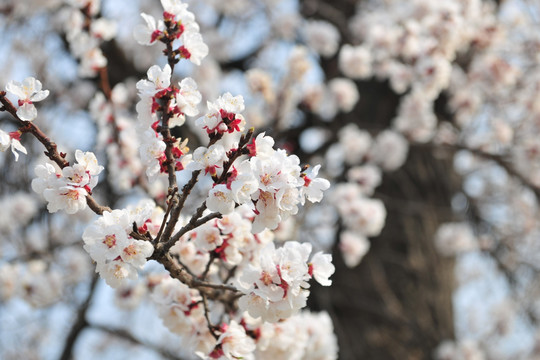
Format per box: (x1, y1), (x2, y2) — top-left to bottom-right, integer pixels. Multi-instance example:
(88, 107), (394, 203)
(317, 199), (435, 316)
(177, 77), (202, 117)
(207, 185), (236, 215)
(5, 77), (49, 121)
(0, 129), (27, 161)
(328, 78), (360, 113)
(339, 231), (370, 268)
(210, 321), (255, 360)
(31, 151), (103, 214)
(309, 252), (335, 286)
(237, 242), (332, 322)
(137, 64), (172, 96)
(300, 164), (330, 205)
(303, 20), (340, 57)
(134, 13), (164, 45)
(181, 31), (209, 66)
(339, 45), (372, 79)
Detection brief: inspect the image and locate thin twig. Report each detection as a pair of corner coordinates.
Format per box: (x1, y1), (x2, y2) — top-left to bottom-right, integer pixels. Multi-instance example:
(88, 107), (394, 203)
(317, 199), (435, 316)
(201, 293), (219, 339)
(155, 187), (179, 244)
(416, 142), (540, 200)
(157, 170), (201, 247)
(150, 252), (239, 301)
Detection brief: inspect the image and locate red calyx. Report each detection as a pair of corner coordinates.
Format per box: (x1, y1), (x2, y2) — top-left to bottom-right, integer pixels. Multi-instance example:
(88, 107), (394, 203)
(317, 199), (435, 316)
(178, 46), (191, 60)
(151, 120), (160, 133)
(171, 147), (183, 158)
(8, 131), (21, 141)
(308, 263), (314, 276)
(176, 23), (185, 38)
(205, 165), (219, 176)
(163, 11), (175, 22)
(159, 154), (168, 173)
(226, 166), (238, 190)
(151, 98), (161, 113)
(209, 346), (224, 359)
(175, 161), (184, 171)
(246, 139), (256, 157)
(219, 109), (235, 121)
(155, 88), (171, 99)
(150, 29), (162, 43)
(227, 117), (242, 133)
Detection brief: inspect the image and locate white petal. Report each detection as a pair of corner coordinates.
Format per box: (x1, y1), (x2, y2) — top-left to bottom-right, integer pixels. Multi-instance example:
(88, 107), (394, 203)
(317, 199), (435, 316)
(11, 139), (27, 161)
(17, 103), (37, 121)
(5, 80), (26, 99)
(29, 89), (49, 102)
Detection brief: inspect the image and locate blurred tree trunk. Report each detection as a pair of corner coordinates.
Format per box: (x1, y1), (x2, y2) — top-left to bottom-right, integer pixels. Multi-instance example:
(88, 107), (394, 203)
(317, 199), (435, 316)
(317, 148), (458, 360)
(306, 126), (459, 359)
(300, 1), (459, 359)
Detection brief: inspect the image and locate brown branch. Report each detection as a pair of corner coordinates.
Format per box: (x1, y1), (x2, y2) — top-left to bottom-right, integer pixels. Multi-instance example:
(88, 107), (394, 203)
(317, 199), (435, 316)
(155, 169), (202, 247)
(86, 195), (112, 215)
(160, 202), (215, 254)
(201, 294), (219, 339)
(154, 187), (179, 244)
(158, 95), (179, 192)
(59, 272), (99, 360)
(217, 128), (254, 184)
(151, 252), (239, 302)
(89, 323), (186, 360)
(98, 66), (112, 101)
(153, 129), (256, 292)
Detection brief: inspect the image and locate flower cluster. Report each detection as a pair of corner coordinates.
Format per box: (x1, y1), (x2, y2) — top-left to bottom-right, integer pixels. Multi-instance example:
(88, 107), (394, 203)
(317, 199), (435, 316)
(31, 150), (103, 214)
(0, 260), (62, 308)
(251, 311), (338, 359)
(330, 182), (386, 268)
(236, 241), (334, 323)
(136, 64), (201, 179)
(89, 86), (144, 193)
(0, 1), (341, 358)
(206, 321), (256, 360)
(82, 202), (157, 288)
(202, 132), (330, 233)
(171, 205), (274, 274)
(195, 92), (246, 136)
(59, 0), (116, 77)
(0, 192), (38, 234)
(150, 272), (337, 359)
(150, 276), (215, 353)
(134, 0), (209, 66)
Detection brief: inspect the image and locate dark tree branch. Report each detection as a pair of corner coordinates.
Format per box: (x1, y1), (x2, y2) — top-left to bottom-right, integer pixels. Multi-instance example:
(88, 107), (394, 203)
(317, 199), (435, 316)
(89, 323), (187, 360)
(59, 273), (99, 360)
